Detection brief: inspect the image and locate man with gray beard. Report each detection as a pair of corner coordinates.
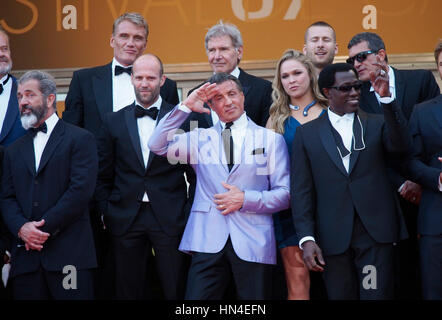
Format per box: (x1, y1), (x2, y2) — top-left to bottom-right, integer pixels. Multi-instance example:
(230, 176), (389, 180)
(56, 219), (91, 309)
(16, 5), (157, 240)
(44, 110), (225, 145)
(1, 70), (98, 299)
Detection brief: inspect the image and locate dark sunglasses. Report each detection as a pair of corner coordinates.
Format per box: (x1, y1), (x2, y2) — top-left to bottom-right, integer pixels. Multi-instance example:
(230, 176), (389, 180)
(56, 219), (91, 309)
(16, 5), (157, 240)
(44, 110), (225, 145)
(328, 81), (363, 92)
(346, 50), (378, 65)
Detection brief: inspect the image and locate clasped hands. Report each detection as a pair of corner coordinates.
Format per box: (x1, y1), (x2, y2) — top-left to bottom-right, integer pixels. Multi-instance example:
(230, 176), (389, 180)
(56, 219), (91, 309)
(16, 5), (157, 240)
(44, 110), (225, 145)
(18, 219), (50, 251)
(214, 182), (244, 215)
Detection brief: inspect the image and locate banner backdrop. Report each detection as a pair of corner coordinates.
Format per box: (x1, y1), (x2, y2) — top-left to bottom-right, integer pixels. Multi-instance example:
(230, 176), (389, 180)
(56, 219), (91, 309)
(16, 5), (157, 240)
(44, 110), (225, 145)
(2, 0), (441, 69)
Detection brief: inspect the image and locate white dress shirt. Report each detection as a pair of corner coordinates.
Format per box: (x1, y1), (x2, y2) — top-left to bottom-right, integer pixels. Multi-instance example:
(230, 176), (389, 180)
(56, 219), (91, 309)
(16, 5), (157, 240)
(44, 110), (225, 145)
(136, 96), (162, 202)
(209, 66), (241, 125)
(0, 74), (12, 134)
(219, 111), (247, 164)
(112, 58), (135, 112)
(33, 113), (59, 171)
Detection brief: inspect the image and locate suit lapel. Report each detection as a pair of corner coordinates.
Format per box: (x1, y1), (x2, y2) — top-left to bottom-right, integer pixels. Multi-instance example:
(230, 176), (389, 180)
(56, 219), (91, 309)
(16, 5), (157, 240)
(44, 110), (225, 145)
(238, 69), (251, 98)
(360, 82), (381, 115)
(37, 120), (65, 175)
(319, 114), (348, 176)
(0, 77), (19, 143)
(92, 63), (113, 123)
(124, 104), (145, 170)
(348, 111), (367, 175)
(145, 101), (173, 170)
(431, 95), (442, 128)
(21, 133), (36, 176)
(393, 68), (405, 111)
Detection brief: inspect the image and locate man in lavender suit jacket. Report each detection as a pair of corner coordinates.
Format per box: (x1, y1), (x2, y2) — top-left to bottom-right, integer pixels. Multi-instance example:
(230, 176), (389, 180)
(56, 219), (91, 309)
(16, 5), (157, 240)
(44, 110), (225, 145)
(149, 73), (290, 299)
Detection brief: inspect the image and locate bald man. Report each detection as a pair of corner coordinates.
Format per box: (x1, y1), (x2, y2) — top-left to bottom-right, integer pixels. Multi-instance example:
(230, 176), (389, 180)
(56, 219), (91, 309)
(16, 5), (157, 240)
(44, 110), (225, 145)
(95, 54), (191, 299)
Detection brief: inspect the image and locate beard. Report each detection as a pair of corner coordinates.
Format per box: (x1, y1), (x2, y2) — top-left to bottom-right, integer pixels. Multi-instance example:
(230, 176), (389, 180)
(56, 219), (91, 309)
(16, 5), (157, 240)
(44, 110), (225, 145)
(135, 87), (160, 107)
(0, 60), (12, 76)
(20, 100), (48, 130)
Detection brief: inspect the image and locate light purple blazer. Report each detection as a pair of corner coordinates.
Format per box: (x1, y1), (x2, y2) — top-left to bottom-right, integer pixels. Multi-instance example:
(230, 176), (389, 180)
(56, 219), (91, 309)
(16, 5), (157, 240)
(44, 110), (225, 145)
(149, 107), (290, 265)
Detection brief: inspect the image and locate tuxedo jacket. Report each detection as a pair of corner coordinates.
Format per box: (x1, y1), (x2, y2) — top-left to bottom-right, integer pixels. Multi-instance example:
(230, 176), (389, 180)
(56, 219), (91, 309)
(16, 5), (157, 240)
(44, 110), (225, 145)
(187, 68), (272, 128)
(1, 120), (98, 278)
(0, 76), (26, 147)
(359, 67), (440, 188)
(291, 103), (410, 256)
(95, 102), (191, 237)
(407, 95), (442, 235)
(149, 108), (290, 265)
(63, 62), (180, 137)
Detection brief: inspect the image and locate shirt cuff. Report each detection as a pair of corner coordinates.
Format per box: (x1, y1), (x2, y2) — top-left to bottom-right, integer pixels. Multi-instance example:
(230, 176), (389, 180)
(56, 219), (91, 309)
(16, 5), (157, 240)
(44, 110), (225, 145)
(379, 95), (394, 104)
(299, 236), (315, 249)
(439, 177), (442, 192)
(178, 103), (192, 113)
(398, 182), (406, 193)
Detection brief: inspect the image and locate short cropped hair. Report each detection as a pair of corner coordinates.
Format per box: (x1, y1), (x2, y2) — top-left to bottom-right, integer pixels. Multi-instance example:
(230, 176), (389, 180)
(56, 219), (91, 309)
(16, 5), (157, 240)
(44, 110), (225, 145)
(347, 32), (388, 62)
(18, 70), (57, 110)
(205, 21), (243, 50)
(112, 12), (149, 39)
(304, 21), (336, 42)
(318, 63), (358, 96)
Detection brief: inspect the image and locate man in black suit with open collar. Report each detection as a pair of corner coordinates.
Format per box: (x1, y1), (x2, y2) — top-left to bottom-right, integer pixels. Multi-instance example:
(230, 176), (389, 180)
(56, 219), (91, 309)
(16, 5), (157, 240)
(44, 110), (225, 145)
(406, 42), (442, 299)
(347, 32), (440, 299)
(291, 63), (410, 299)
(95, 54), (190, 300)
(188, 21), (272, 129)
(1, 71), (97, 299)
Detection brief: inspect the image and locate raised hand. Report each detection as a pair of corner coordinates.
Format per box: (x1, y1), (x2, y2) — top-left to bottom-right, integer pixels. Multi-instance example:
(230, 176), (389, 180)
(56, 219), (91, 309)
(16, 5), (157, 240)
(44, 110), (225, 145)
(369, 56), (390, 98)
(182, 82), (219, 115)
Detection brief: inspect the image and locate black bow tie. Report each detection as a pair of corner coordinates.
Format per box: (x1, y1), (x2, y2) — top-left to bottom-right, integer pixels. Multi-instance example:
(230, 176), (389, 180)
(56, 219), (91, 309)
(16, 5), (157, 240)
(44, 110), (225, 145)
(0, 74), (11, 95)
(114, 65), (132, 76)
(135, 106), (158, 120)
(30, 122), (47, 137)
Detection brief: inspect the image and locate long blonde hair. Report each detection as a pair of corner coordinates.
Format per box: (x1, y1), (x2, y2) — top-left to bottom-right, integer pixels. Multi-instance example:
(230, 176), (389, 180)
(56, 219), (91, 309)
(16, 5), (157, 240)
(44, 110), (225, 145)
(268, 49), (328, 134)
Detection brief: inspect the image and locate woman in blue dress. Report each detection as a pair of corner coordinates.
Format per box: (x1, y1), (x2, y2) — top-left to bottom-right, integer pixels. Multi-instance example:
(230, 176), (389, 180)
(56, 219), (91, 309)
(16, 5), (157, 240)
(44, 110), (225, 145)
(267, 49), (327, 299)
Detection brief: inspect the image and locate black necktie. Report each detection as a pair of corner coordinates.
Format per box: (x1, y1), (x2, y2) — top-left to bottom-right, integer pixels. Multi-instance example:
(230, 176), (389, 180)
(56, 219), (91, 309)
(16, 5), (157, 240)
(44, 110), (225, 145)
(222, 122), (234, 171)
(114, 65), (132, 76)
(135, 105), (158, 120)
(30, 122), (47, 137)
(0, 74), (11, 95)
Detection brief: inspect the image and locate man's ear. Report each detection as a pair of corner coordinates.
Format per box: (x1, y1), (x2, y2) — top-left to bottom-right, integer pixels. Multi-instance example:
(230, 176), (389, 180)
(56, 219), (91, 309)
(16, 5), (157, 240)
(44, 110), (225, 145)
(376, 49), (387, 62)
(46, 94), (56, 109)
(322, 88), (330, 99)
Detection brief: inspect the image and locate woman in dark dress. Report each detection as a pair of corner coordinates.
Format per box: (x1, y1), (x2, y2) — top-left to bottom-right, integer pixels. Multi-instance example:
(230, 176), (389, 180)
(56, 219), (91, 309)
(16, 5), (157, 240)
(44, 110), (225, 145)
(267, 49), (327, 300)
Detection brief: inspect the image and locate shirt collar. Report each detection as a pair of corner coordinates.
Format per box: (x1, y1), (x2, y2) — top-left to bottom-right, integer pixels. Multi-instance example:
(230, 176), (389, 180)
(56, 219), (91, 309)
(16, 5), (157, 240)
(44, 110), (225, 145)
(327, 107), (355, 125)
(40, 112), (59, 136)
(230, 67), (240, 79)
(219, 111), (247, 130)
(370, 65), (395, 92)
(136, 96), (162, 111)
(0, 74), (9, 83)
(112, 57), (132, 71)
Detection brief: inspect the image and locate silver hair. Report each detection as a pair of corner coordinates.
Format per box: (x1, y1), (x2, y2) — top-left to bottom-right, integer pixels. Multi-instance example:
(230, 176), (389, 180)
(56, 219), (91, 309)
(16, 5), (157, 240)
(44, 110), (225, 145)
(205, 20), (243, 50)
(112, 12), (149, 38)
(18, 70), (57, 110)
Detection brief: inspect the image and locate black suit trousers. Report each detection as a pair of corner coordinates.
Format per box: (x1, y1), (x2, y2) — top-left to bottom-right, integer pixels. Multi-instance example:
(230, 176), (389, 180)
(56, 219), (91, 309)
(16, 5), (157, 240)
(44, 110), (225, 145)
(322, 214), (394, 300)
(185, 237), (272, 300)
(419, 234), (442, 300)
(112, 203), (188, 300)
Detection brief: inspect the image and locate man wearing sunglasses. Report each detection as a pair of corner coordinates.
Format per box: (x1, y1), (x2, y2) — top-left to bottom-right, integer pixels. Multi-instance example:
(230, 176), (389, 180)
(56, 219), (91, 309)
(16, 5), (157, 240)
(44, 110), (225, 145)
(291, 63), (411, 299)
(347, 32), (440, 299)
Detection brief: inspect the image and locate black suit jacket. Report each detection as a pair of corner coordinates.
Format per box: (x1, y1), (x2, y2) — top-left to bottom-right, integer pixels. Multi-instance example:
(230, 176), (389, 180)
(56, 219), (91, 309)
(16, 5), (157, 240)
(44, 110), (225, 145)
(187, 68), (272, 128)
(0, 76), (27, 147)
(1, 120), (98, 277)
(63, 62), (180, 137)
(291, 103), (410, 256)
(359, 67), (440, 188)
(95, 101), (191, 237)
(407, 95), (442, 235)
